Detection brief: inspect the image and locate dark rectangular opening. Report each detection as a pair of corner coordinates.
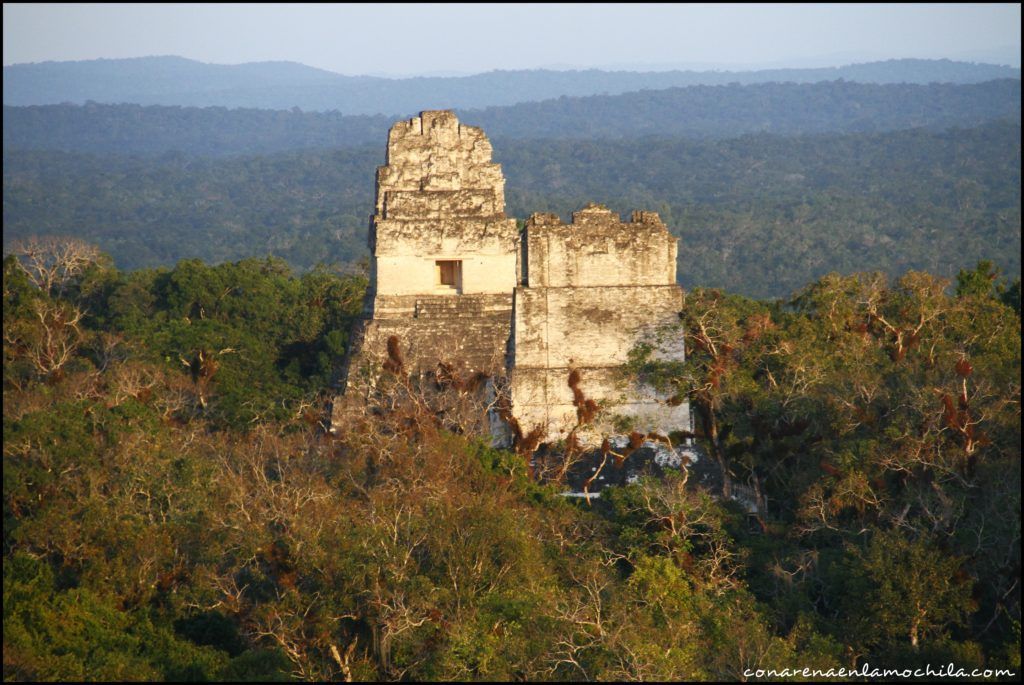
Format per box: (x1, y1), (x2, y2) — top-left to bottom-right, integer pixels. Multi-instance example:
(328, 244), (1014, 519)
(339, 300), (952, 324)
(436, 260), (462, 291)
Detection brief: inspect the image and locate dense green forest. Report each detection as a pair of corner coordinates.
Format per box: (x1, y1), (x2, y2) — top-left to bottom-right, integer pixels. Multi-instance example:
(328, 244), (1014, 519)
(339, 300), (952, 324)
(4, 242), (1020, 680)
(5, 55), (1018, 113)
(5, 79), (1020, 155)
(5, 121), (1019, 299)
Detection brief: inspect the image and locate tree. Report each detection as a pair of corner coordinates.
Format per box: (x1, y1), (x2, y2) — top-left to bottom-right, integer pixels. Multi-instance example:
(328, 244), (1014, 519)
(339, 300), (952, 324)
(3, 298), (86, 380)
(858, 530), (974, 651)
(956, 259), (1004, 299)
(7, 236), (104, 296)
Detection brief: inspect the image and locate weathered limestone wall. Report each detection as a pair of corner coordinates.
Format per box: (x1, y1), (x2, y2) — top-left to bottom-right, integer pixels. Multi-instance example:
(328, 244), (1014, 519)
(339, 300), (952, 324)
(369, 110), (518, 305)
(373, 214), (516, 297)
(512, 286), (683, 368)
(524, 208), (678, 288)
(510, 205), (690, 443)
(339, 111), (518, 405)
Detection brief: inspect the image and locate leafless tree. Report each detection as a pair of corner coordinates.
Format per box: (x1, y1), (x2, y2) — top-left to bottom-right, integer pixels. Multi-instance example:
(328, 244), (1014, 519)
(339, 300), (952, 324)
(7, 236), (104, 295)
(4, 298), (85, 378)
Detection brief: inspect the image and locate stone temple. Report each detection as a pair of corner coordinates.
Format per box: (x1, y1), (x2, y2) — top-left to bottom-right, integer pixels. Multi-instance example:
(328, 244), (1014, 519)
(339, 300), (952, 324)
(336, 110), (689, 447)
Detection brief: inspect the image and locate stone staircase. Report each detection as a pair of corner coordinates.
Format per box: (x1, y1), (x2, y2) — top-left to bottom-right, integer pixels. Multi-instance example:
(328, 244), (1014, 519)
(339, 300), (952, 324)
(412, 293), (512, 319)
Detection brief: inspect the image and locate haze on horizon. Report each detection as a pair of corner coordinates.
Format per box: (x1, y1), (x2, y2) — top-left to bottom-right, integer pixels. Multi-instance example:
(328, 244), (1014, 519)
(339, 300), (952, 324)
(3, 3), (1021, 77)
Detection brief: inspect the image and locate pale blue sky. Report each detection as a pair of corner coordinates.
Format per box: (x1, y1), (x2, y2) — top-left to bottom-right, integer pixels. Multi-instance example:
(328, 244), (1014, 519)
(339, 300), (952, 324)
(3, 3), (1020, 75)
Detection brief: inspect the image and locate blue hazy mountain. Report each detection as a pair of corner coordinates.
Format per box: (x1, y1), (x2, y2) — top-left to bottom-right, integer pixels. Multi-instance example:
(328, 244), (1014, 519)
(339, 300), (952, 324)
(4, 55), (1020, 114)
(5, 79), (1019, 157)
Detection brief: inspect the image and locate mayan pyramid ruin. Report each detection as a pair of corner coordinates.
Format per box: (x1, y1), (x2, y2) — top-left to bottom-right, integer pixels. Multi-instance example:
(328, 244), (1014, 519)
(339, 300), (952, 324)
(335, 110), (690, 446)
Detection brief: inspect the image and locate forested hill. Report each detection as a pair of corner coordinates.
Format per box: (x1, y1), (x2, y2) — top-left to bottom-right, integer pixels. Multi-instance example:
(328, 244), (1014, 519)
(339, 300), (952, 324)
(4, 55), (1019, 113)
(4, 79), (1020, 157)
(467, 79), (1021, 140)
(4, 233), (1019, 681)
(5, 121), (1019, 299)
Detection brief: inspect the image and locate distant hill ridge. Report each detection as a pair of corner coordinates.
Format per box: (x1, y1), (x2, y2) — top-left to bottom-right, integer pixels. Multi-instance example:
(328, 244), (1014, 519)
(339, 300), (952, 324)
(4, 120), (1018, 298)
(3, 55), (1020, 114)
(5, 79), (1020, 157)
